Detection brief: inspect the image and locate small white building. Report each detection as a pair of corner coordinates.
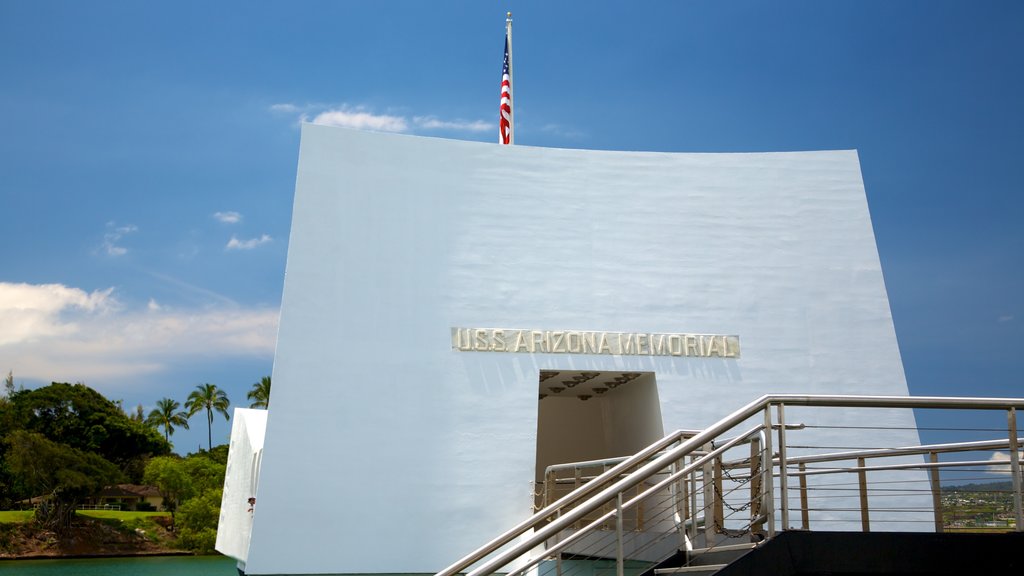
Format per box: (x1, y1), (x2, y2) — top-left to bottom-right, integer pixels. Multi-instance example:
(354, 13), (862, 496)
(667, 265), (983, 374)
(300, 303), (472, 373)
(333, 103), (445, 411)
(218, 125), (919, 574)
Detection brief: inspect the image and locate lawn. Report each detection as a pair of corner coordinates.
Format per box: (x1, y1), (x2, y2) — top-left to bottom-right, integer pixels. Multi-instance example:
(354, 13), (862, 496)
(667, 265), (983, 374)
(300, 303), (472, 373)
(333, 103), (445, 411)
(0, 510), (170, 523)
(0, 510), (34, 523)
(77, 510), (170, 521)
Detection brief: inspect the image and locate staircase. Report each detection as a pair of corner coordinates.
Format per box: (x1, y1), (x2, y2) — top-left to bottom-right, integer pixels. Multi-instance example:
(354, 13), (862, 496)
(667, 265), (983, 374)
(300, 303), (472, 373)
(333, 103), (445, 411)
(435, 394), (1024, 576)
(650, 539), (761, 575)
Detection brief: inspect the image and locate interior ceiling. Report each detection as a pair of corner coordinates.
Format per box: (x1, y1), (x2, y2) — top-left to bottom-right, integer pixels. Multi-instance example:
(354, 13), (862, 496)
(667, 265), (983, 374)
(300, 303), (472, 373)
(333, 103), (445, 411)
(538, 370), (647, 400)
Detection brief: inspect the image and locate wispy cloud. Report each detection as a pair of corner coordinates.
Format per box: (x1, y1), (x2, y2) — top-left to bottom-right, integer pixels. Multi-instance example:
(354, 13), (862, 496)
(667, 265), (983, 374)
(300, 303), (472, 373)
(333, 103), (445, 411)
(312, 106), (409, 132)
(269, 103), (300, 113)
(226, 234), (273, 250)
(0, 282), (278, 385)
(998, 314), (1014, 323)
(412, 116), (490, 132)
(272, 102), (490, 136)
(101, 222), (138, 257)
(145, 271), (238, 308)
(214, 211), (243, 224)
(539, 123), (586, 140)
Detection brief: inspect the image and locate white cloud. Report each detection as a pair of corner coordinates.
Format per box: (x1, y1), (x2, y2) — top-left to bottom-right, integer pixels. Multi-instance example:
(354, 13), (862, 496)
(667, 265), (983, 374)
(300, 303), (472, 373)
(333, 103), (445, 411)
(412, 116), (491, 132)
(102, 222), (138, 256)
(987, 451), (1024, 472)
(998, 314), (1014, 323)
(0, 282), (278, 385)
(313, 107), (409, 132)
(226, 234), (273, 250)
(0, 283), (116, 346)
(269, 103), (300, 113)
(214, 211), (243, 224)
(280, 102), (490, 136)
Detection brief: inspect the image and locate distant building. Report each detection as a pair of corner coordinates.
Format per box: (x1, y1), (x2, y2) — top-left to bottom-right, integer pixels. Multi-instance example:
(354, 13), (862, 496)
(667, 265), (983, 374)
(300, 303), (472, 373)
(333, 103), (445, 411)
(87, 484), (163, 511)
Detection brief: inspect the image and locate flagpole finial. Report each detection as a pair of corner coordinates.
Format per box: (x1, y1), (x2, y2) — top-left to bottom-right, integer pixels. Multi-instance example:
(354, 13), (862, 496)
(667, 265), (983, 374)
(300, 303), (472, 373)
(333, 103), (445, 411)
(507, 11), (512, 19)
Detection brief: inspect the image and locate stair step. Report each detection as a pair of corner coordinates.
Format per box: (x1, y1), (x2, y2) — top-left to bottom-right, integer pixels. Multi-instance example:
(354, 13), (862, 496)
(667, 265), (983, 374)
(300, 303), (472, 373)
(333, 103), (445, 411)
(654, 564), (728, 574)
(689, 542), (760, 555)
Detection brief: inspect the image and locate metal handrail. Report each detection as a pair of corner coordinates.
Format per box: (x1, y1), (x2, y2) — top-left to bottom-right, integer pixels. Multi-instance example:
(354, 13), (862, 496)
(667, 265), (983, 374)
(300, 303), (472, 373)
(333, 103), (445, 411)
(784, 438), (1024, 466)
(436, 428), (702, 576)
(442, 395), (773, 576)
(544, 430), (703, 479)
(512, 425), (766, 576)
(435, 394), (1024, 576)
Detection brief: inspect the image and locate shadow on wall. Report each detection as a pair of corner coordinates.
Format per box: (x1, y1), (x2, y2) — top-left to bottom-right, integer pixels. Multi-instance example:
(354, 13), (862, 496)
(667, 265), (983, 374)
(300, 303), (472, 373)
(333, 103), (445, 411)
(457, 350), (742, 398)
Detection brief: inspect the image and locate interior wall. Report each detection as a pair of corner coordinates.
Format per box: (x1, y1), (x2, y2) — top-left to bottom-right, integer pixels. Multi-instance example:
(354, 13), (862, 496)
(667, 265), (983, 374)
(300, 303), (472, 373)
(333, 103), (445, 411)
(535, 374), (664, 484)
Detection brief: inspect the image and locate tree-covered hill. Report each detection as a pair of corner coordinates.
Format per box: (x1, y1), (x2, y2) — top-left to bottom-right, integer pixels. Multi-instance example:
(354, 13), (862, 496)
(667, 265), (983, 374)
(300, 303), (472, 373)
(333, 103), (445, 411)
(0, 382), (171, 531)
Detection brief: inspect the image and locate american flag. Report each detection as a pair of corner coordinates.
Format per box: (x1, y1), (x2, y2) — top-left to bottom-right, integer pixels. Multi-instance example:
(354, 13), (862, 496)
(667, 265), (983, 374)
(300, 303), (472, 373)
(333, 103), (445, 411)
(499, 34), (512, 145)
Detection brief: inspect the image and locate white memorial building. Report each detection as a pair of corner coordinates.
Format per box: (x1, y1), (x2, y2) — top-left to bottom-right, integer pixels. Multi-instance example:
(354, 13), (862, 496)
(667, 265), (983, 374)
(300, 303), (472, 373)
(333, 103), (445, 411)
(217, 125), (919, 575)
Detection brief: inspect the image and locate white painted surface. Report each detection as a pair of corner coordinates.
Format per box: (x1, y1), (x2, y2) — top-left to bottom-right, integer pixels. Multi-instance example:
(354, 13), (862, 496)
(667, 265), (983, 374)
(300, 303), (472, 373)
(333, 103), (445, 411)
(241, 126), (917, 574)
(216, 408), (267, 564)
(535, 373), (664, 484)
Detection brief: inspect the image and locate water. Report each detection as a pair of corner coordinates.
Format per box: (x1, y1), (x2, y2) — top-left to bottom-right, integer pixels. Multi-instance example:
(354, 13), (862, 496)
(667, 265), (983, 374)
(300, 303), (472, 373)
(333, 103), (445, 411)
(0, 555), (237, 576)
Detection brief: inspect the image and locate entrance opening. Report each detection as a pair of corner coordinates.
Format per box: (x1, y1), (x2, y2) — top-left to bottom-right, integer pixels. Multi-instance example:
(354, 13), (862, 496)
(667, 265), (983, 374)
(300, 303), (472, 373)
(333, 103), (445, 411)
(534, 371), (665, 510)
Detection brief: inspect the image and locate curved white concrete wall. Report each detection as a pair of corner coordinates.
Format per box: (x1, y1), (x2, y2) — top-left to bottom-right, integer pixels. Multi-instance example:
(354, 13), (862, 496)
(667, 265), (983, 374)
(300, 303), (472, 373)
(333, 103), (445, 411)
(240, 126), (915, 574)
(217, 408), (267, 565)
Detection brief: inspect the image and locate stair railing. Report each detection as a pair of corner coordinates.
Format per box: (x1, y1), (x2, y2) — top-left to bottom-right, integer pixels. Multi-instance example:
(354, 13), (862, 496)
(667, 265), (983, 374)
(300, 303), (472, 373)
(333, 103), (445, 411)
(435, 394), (1024, 576)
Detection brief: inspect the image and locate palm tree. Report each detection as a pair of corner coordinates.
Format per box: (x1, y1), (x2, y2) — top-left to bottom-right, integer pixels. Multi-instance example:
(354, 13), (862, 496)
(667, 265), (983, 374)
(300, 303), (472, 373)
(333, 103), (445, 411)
(184, 383), (230, 451)
(146, 398), (190, 443)
(247, 376), (271, 409)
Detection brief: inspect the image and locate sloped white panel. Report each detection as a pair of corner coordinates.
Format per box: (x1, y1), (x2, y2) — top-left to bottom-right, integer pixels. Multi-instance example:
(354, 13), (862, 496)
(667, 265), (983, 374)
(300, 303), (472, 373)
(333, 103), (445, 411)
(237, 126), (917, 574)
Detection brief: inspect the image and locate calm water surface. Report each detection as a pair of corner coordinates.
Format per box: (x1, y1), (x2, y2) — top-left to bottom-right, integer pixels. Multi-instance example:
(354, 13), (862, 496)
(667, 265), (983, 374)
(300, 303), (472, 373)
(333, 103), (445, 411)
(0, 555), (237, 576)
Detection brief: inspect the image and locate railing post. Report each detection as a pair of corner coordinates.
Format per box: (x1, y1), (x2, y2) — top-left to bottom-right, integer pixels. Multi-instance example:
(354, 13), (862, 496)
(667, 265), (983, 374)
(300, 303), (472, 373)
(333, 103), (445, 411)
(674, 459), (686, 549)
(555, 508), (563, 576)
(636, 479), (645, 531)
(573, 466), (582, 530)
(616, 492), (624, 576)
(857, 457), (870, 532)
(713, 454), (725, 531)
(545, 468), (554, 511)
(928, 451), (943, 533)
(762, 409), (776, 537)
(689, 455), (699, 542)
(798, 462), (810, 530)
(777, 402), (790, 530)
(1009, 408), (1023, 532)
(749, 435), (765, 537)
(702, 442), (716, 540)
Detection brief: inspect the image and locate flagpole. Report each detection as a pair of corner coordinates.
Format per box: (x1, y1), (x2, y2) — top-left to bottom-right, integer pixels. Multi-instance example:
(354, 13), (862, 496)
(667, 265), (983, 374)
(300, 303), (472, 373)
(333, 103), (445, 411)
(506, 12), (514, 145)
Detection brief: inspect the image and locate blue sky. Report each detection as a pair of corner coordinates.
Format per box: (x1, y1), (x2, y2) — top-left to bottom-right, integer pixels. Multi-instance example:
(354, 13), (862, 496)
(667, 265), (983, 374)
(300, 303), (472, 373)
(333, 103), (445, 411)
(1, 1), (1021, 454)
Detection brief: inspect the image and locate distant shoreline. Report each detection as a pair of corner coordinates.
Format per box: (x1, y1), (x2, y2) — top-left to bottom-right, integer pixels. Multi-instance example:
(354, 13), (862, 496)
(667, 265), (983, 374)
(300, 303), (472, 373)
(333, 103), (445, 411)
(1, 550), (198, 561)
(0, 515), (204, 560)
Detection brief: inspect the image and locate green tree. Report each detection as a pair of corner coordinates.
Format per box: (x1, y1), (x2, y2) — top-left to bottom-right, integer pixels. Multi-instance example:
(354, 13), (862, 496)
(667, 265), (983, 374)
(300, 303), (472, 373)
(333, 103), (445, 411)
(247, 376), (271, 409)
(176, 487), (223, 553)
(7, 382), (170, 482)
(199, 443), (229, 465)
(147, 450), (227, 549)
(0, 388), (15, 509)
(185, 383), (230, 451)
(3, 370), (13, 398)
(5, 430), (122, 532)
(147, 397), (191, 443)
(183, 455), (226, 494)
(143, 456), (194, 529)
